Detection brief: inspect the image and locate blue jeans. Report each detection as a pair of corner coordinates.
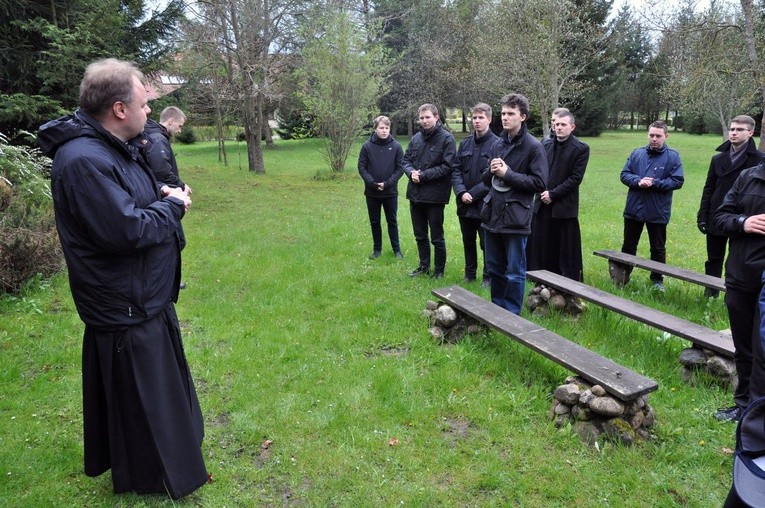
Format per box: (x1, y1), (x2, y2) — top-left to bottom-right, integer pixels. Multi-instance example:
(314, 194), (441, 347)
(484, 231), (528, 314)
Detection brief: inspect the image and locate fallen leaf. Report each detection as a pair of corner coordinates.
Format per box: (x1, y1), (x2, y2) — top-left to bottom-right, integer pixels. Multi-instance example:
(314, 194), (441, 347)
(261, 439), (273, 450)
(388, 437), (399, 446)
(722, 447), (734, 455)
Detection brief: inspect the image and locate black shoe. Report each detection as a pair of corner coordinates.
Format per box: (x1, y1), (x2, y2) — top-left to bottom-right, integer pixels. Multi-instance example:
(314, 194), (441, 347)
(369, 251), (381, 259)
(431, 271), (444, 279)
(704, 287), (719, 299)
(714, 406), (742, 422)
(480, 279), (491, 289)
(409, 266), (429, 277)
(462, 276), (476, 283)
(394, 251), (404, 259)
(179, 282), (187, 290)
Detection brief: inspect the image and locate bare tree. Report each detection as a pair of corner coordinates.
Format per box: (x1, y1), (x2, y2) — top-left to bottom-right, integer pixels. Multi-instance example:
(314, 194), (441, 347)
(740, 0), (765, 149)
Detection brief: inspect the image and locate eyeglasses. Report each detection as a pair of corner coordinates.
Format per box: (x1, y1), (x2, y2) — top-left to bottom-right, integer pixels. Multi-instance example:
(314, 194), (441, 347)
(729, 127), (751, 132)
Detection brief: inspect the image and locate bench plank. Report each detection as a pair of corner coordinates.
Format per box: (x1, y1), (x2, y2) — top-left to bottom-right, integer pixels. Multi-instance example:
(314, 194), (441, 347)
(594, 249), (726, 292)
(526, 270), (734, 357)
(432, 286), (658, 401)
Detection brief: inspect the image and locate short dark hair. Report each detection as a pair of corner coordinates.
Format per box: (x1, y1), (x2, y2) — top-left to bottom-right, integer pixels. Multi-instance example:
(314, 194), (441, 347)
(79, 58), (145, 119)
(471, 103), (492, 118)
(553, 108), (575, 125)
(418, 103), (439, 117)
(649, 120), (668, 134)
(731, 115), (756, 130)
(500, 93), (530, 117)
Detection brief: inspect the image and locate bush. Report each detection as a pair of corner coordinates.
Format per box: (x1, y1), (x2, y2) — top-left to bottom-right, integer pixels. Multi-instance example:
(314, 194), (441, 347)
(175, 126), (197, 144)
(0, 134), (62, 294)
(275, 111), (316, 140)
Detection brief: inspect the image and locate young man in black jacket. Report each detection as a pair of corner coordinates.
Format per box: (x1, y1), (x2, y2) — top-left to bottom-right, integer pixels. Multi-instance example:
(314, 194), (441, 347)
(481, 93), (548, 314)
(403, 103), (457, 279)
(698, 115), (765, 298)
(453, 103), (497, 285)
(144, 106), (191, 194)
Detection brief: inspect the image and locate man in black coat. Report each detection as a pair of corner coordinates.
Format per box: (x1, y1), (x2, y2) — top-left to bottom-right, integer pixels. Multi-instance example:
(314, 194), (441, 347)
(481, 93), (548, 314)
(713, 160), (765, 423)
(453, 103), (497, 285)
(37, 59), (207, 499)
(527, 108), (589, 282)
(403, 103), (457, 279)
(144, 106), (191, 193)
(698, 114), (765, 298)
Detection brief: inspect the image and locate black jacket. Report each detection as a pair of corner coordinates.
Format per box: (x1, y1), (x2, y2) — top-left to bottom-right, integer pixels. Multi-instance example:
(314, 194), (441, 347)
(713, 162), (765, 291)
(698, 138), (764, 235)
(144, 118), (184, 188)
(403, 121), (457, 204)
(358, 132), (404, 198)
(480, 124), (548, 235)
(537, 135), (589, 218)
(453, 130), (497, 218)
(37, 111), (186, 328)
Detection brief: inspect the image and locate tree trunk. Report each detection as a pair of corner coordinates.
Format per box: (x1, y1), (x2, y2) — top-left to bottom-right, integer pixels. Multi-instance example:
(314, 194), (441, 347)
(740, 0), (765, 150)
(243, 95), (265, 173)
(263, 119), (275, 149)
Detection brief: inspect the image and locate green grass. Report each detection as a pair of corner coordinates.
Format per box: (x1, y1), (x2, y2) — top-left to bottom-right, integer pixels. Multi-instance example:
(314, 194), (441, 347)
(0, 130), (739, 506)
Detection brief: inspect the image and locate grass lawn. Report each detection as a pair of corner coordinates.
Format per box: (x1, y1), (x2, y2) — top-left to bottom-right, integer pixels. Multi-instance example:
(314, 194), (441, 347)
(0, 129), (741, 506)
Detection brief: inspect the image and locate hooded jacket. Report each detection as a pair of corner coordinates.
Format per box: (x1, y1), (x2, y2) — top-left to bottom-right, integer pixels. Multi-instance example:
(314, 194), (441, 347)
(713, 162), (765, 291)
(37, 110), (186, 328)
(480, 123), (548, 235)
(620, 143), (684, 224)
(698, 138), (764, 235)
(358, 132), (404, 198)
(403, 121), (457, 204)
(453, 130), (497, 219)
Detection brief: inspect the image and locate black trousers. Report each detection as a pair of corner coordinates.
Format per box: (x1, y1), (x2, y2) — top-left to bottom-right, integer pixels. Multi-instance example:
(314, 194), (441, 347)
(725, 286), (765, 409)
(458, 216), (488, 280)
(705, 233), (728, 279)
(410, 201), (446, 272)
(365, 195), (400, 253)
(621, 218), (666, 283)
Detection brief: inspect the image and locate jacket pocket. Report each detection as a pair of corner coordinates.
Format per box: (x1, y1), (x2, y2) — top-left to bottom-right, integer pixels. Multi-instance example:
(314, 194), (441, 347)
(481, 195), (492, 223)
(501, 199), (532, 228)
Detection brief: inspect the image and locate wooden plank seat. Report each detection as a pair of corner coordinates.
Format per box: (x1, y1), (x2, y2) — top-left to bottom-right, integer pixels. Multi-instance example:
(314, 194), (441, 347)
(431, 285), (658, 402)
(526, 269), (734, 358)
(593, 249), (726, 293)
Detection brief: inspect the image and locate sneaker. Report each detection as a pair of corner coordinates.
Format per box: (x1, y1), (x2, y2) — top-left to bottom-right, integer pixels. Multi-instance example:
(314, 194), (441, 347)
(431, 271), (444, 280)
(714, 406), (742, 422)
(394, 251), (404, 259)
(409, 266), (429, 277)
(369, 251), (381, 259)
(652, 282), (666, 293)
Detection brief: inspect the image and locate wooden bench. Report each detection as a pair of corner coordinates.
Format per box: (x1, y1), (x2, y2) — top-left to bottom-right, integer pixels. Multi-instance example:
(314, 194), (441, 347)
(594, 249), (725, 293)
(432, 285), (658, 402)
(526, 270), (734, 358)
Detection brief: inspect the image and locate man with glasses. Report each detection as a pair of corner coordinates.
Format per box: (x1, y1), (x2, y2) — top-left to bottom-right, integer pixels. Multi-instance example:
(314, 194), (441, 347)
(698, 115), (764, 299)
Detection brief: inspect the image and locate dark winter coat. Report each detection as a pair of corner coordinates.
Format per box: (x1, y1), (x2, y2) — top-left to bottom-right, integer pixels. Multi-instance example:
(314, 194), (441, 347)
(37, 111), (186, 328)
(537, 135), (589, 218)
(143, 118), (185, 188)
(480, 123), (548, 235)
(453, 130), (497, 219)
(358, 132), (404, 198)
(403, 121), (457, 204)
(620, 144), (684, 224)
(713, 162), (765, 291)
(698, 138), (764, 235)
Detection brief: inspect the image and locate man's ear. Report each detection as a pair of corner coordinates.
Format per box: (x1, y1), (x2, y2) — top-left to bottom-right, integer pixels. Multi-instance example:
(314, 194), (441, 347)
(113, 101), (127, 120)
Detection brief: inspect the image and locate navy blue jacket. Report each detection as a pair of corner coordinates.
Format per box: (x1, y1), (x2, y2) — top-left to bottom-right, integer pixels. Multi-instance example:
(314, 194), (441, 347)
(713, 162), (765, 291)
(403, 121), (457, 204)
(698, 138), (764, 235)
(453, 130), (497, 219)
(620, 144), (684, 224)
(480, 123), (548, 235)
(38, 111), (186, 328)
(358, 132), (404, 198)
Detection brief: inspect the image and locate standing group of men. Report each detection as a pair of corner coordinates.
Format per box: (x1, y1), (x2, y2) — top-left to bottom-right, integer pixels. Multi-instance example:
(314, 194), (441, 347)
(400, 95), (586, 315)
